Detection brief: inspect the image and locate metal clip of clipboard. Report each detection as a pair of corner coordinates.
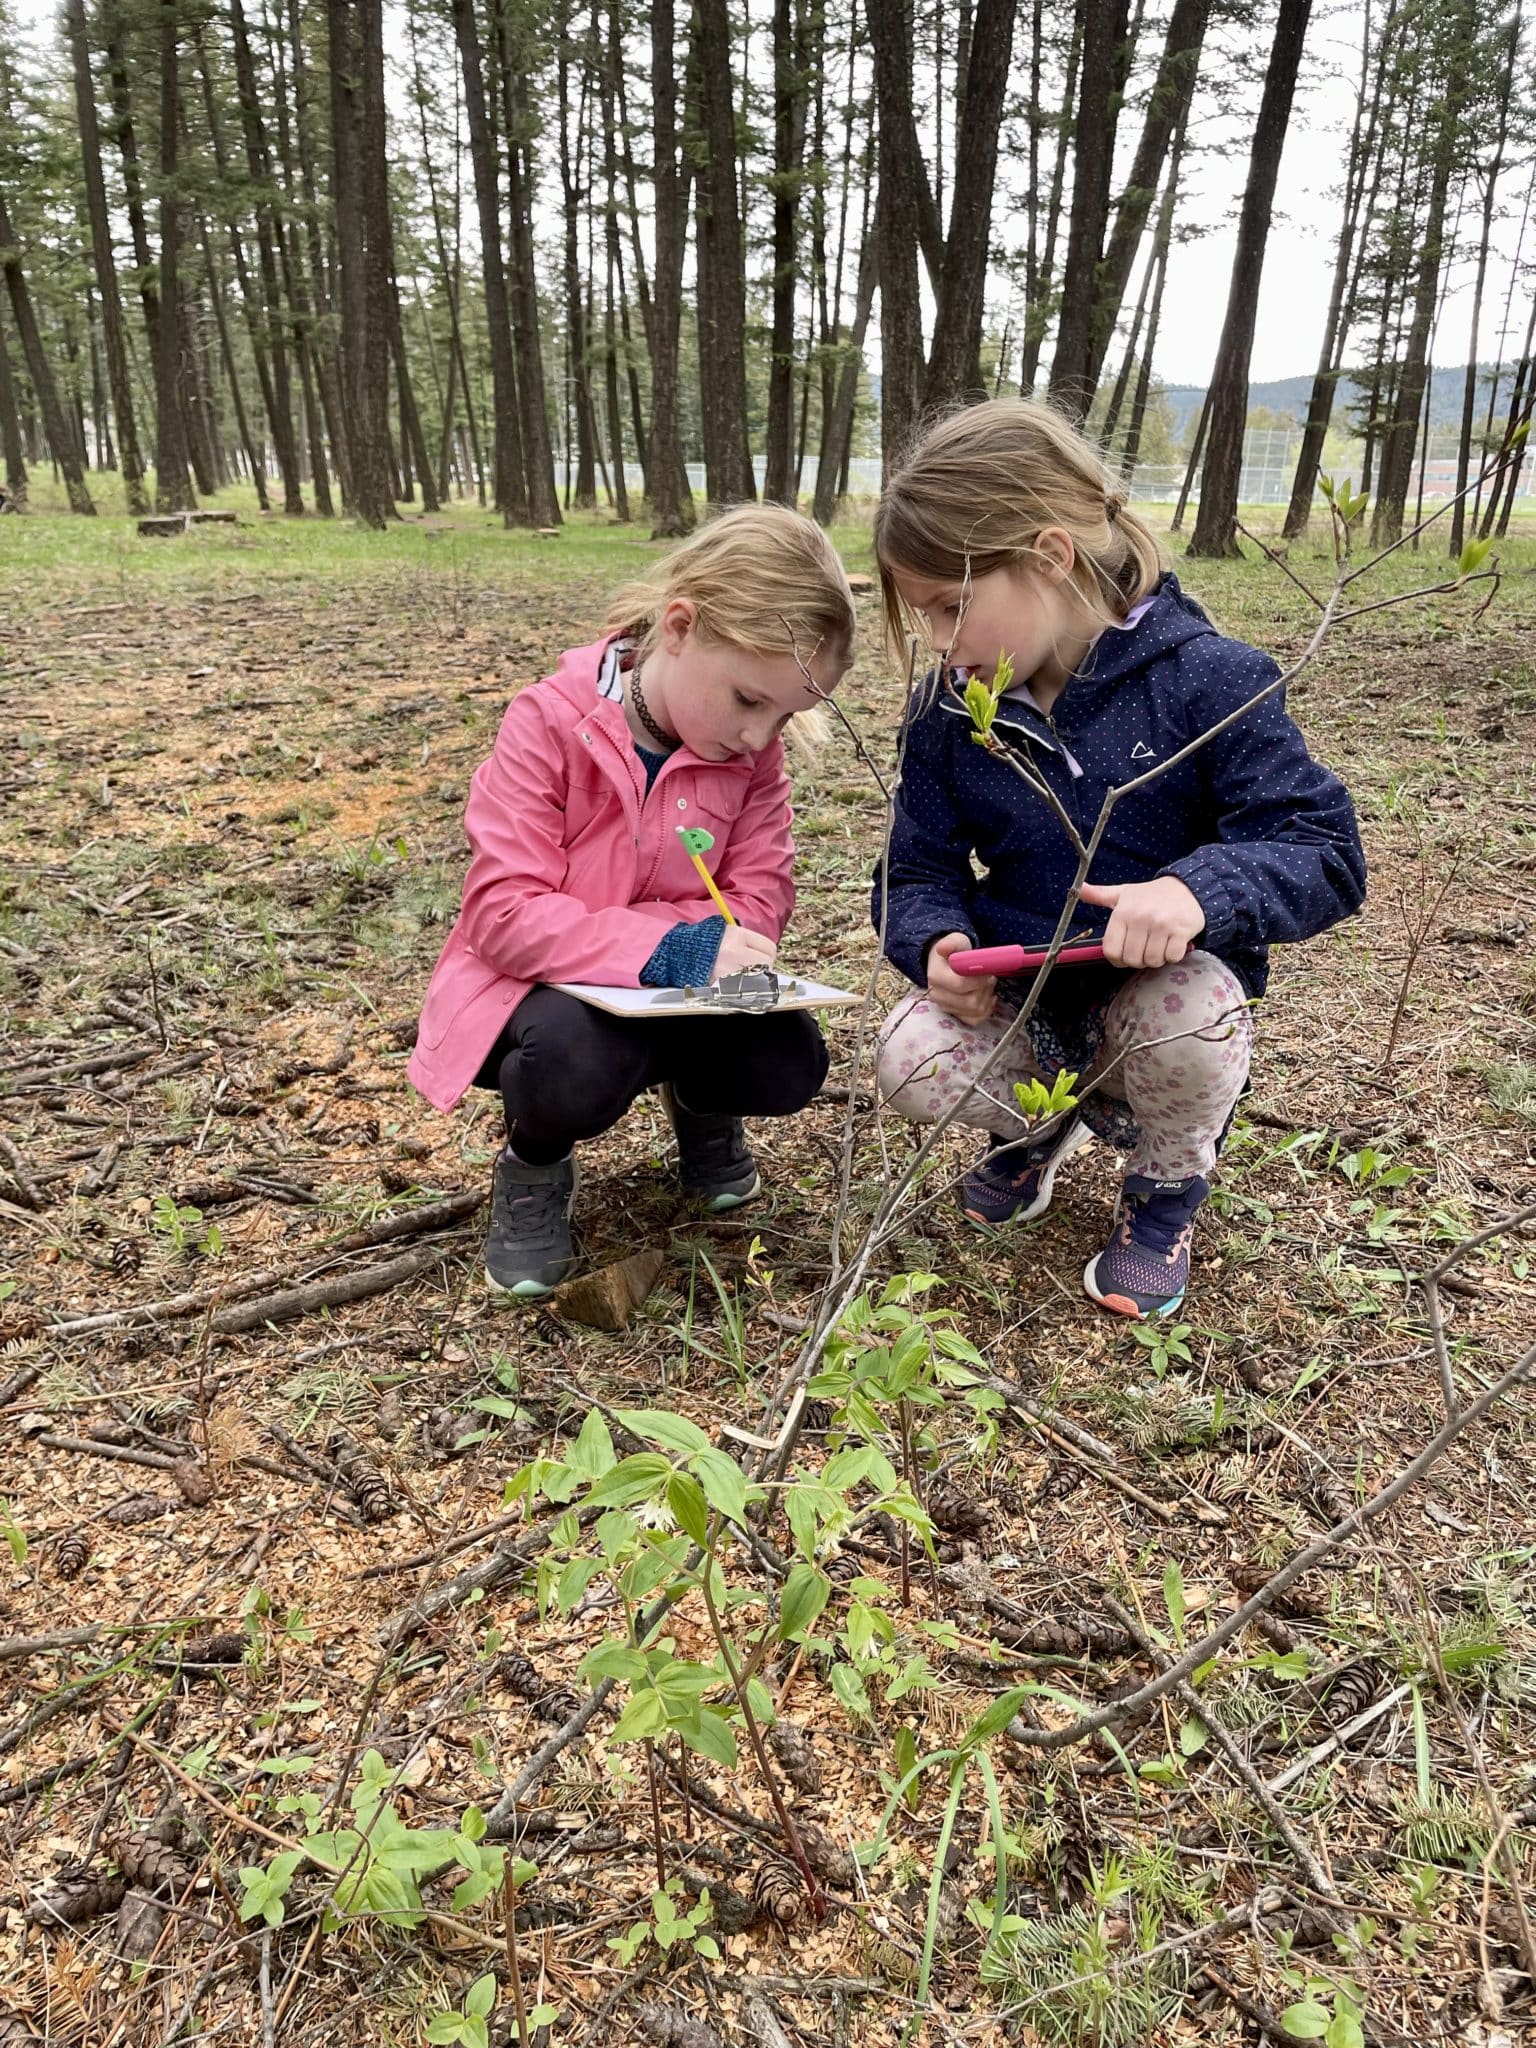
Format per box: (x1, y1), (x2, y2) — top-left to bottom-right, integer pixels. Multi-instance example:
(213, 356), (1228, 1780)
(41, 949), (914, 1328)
(650, 969), (798, 1013)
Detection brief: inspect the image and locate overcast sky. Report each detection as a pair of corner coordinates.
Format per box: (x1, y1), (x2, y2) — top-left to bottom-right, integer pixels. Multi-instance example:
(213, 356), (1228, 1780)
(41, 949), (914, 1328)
(9, 0), (1531, 388)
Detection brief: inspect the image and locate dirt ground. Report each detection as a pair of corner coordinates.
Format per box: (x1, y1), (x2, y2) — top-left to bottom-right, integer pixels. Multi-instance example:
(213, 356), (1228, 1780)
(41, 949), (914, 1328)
(2, 500), (1534, 2048)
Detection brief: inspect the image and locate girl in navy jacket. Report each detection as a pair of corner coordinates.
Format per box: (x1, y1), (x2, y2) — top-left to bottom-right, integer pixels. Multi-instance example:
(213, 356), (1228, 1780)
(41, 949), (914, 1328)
(872, 400), (1366, 1317)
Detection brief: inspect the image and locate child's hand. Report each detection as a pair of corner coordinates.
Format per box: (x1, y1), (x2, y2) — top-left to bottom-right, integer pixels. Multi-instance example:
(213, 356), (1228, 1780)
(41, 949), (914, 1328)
(1078, 877), (1205, 969)
(715, 924), (778, 978)
(926, 932), (997, 1024)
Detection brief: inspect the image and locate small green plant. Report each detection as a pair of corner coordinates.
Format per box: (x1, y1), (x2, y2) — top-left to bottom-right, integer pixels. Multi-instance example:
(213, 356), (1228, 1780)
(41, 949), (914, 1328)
(963, 650), (1013, 741)
(1127, 1320), (1193, 1379)
(1277, 1965), (1367, 2047)
(425, 1973), (498, 2048)
(606, 1879), (719, 1965)
(150, 1192), (222, 1258)
(0, 1497), (26, 1566)
(1012, 1067), (1080, 1129)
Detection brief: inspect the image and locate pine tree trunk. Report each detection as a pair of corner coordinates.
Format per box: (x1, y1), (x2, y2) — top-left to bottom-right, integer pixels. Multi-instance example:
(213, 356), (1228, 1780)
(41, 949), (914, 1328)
(1449, 7), (1518, 556)
(644, 0), (694, 533)
(764, 0), (809, 500)
(868, 0), (926, 474)
(1118, 115), (1187, 482)
(199, 210), (268, 508)
(1084, 0), (1208, 395)
(557, 17), (598, 511)
(1371, 0), (1473, 547)
(1046, 0), (1131, 417)
(181, 285), (220, 495)
(102, 13), (162, 382)
(693, 0), (756, 505)
(1282, 0), (1398, 538)
(449, 0), (528, 523)
(327, 0), (397, 525)
(0, 294), (31, 499)
(152, 0), (194, 512)
(498, 0), (561, 523)
(815, 223), (876, 524)
(924, 0), (1017, 407)
(1188, 0), (1313, 556)
(66, 0), (147, 512)
(1019, 8), (1081, 393)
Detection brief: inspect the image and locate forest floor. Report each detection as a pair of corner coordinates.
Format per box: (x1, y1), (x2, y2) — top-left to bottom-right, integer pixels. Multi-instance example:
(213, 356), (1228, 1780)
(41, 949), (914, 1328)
(2, 484), (1535, 2048)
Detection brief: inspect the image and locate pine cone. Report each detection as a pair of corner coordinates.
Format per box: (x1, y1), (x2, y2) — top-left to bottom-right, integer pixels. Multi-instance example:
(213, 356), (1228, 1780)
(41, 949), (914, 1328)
(635, 2003), (723, 2048)
(0, 1312), (42, 1349)
(752, 1857), (807, 1927)
(87, 1419), (137, 1444)
(1249, 1611), (1297, 1654)
(1307, 1658), (1380, 1729)
(171, 1459), (216, 1506)
(111, 1237), (141, 1278)
(379, 1162), (416, 1195)
(798, 1822), (857, 1888)
(1000, 1616), (1135, 1658)
(114, 1889), (166, 1959)
(495, 1651), (580, 1724)
(326, 1427), (394, 1521)
(768, 1722), (822, 1795)
(383, 1017), (419, 1052)
(54, 1530), (90, 1580)
(25, 1869), (128, 1927)
(104, 1493), (177, 1527)
(109, 1831), (195, 1896)
(153, 1631), (246, 1676)
(1229, 1561), (1327, 1618)
(1050, 1816), (1100, 1906)
(1309, 1477), (1355, 1529)
(800, 1398), (835, 1433)
(927, 1482), (989, 1539)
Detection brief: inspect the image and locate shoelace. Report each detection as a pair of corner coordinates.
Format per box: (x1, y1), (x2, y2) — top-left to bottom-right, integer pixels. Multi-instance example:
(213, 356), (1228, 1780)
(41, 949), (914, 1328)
(1123, 1193), (1196, 1258)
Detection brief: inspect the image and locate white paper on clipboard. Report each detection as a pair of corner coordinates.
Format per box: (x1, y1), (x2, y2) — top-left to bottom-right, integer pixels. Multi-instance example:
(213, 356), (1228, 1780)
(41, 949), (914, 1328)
(551, 975), (861, 1018)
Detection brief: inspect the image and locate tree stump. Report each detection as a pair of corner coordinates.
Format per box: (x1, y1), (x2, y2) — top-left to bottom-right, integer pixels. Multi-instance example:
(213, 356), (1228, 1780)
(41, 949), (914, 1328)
(551, 1249), (665, 1331)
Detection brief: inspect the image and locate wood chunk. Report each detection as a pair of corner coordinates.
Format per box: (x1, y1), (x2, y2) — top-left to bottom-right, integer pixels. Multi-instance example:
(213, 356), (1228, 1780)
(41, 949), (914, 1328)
(137, 514), (190, 538)
(550, 1248), (665, 1331)
(846, 572), (876, 593)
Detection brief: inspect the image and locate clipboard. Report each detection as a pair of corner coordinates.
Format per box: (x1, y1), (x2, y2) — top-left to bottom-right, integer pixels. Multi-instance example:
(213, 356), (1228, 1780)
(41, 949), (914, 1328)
(552, 972), (861, 1018)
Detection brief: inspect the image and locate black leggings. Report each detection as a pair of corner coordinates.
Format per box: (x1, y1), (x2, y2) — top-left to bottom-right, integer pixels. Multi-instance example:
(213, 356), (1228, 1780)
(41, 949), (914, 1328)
(472, 986), (830, 1164)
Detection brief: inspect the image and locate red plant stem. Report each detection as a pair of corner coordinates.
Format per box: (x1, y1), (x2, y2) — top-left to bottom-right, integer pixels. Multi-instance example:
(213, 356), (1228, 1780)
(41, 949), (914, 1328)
(502, 1864), (530, 2048)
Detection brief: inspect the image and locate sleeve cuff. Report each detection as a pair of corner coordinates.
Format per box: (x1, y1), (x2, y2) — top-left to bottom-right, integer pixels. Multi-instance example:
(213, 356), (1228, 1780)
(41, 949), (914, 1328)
(1163, 851), (1236, 951)
(639, 916), (727, 988)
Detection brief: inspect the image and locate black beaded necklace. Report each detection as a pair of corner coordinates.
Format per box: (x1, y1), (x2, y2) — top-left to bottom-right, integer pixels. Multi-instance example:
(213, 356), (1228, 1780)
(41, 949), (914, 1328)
(627, 660), (678, 751)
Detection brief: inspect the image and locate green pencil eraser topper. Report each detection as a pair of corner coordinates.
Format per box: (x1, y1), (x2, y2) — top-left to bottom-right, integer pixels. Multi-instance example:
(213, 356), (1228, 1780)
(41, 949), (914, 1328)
(676, 826), (716, 857)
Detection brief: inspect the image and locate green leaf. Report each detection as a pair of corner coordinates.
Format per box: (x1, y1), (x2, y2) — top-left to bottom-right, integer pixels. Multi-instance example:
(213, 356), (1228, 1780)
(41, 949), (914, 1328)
(581, 1641), (647, 1685)
(1280, 2003), (1331, 2040)
(1163, 1562), (1186, 1641)
(459, 1804), (486, 1844)
(679, 1706), (738, 1768)
(779, 1562), (831, 1642)
(893, 1724), (920, 1812)
(830, 1663), (872, 1720)
(554, 1555), (601, 1615)
(586, 1453), (673, 1509)
(665, 1469), (710, 1546)
(464, 1974), (496, 2020)
(610, 1688), (670, 1743)
(1178, 1714), (1209, 1758)
(617, 1408), (711, 1455)
(425, 2018), (466, 2044)
(568, 1408), (616, 1480)
(693, 1934), (720, 1959)
(689, 1447), (751, 1525)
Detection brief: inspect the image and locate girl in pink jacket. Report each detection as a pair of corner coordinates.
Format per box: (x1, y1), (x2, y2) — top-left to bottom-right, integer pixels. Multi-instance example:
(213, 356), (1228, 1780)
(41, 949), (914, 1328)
(410, 504), (855, 1296)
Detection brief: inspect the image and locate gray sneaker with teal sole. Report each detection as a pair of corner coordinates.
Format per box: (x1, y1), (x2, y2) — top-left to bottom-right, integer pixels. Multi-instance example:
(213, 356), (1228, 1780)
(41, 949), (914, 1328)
(662, 1085), (761, 1211)
(484, 1148), (579, 1297)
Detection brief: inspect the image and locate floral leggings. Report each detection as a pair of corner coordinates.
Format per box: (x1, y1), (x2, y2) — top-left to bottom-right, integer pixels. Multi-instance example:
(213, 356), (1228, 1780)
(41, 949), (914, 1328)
(876, 951), (1253, 1182)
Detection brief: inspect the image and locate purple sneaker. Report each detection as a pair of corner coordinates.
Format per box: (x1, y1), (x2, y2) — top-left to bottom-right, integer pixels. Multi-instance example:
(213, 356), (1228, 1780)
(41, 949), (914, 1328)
(961, 1117), (1091, 1228)
(1083, 1174), (1209, 1319)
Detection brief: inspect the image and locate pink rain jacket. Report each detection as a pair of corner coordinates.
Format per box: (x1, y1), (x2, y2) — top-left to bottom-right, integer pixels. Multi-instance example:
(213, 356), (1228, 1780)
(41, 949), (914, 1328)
(408, 635), (799, 1110)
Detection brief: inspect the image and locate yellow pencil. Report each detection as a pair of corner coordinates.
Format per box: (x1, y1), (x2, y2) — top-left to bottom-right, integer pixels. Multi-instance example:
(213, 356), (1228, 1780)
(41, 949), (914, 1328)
(676, 825), (737, 925)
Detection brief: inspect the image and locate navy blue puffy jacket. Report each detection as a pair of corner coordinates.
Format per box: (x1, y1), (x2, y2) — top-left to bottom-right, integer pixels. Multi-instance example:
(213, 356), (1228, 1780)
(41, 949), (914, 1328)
(873, 573), (1367, 1001)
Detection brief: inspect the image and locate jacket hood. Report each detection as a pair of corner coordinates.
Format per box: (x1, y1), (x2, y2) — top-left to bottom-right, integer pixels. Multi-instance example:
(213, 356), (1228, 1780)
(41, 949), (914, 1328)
(1071, 572), (1216, 693)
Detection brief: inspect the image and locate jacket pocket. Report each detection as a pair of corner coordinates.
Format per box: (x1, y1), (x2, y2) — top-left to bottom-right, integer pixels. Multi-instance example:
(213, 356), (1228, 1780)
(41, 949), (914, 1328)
(416, 947), (511, 1052)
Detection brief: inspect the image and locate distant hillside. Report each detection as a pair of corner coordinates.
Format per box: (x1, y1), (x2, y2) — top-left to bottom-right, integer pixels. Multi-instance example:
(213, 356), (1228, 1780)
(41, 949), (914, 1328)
(1161, 364), (1515, 436)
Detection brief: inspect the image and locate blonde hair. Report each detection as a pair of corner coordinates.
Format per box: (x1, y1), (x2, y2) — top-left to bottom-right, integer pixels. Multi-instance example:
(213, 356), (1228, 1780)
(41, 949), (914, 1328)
(605, 502), (856, 676)
(874, 398), (1166, 659)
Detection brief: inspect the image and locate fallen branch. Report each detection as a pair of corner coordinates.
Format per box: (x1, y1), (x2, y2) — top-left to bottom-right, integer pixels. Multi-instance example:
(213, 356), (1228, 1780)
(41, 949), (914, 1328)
(44, 1190), (483, 1338)
(32, 1433), (184, 1470)
(1000, 1328), (1536, 1752)
(210, 1241), (456, 1334)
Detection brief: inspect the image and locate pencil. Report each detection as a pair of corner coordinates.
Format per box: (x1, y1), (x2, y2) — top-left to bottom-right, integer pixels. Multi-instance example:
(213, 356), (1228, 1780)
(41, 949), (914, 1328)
(675, 825), (737, 925)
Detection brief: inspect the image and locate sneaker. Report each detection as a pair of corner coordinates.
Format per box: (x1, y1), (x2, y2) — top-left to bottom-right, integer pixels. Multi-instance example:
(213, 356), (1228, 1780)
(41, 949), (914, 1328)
(1082, 1173), (1209, 1319)
(661, 1084), (761, 1211)
(961, 1116), (1091, 1227)
(484, 1147), (580, 1297)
